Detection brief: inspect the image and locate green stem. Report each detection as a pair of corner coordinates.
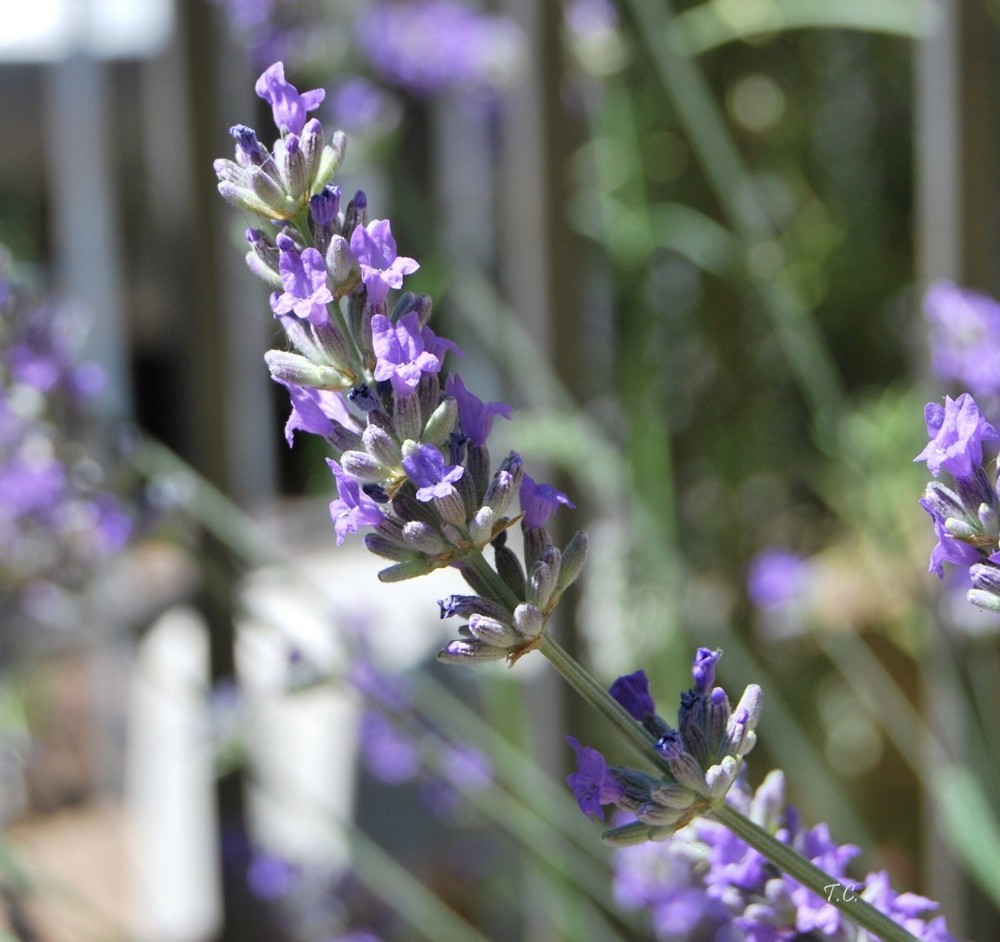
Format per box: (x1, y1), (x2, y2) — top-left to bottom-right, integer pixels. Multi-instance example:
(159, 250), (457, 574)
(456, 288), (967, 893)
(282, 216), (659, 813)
(538, 634), (922, 942)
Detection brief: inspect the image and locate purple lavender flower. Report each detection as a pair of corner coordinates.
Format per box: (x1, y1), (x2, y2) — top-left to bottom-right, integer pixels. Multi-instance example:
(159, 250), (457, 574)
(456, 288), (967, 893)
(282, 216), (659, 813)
(401, 443), (464, 501)
(690, 647), (719, 693)
(444, 374), (512, 447)
(327, 459), (386, 543)
(924, 282), (1000, 399)
(271, 241), (333, 325)
(255, 61), (325, 135)
(277, 380), (357, 445)
(747, 548), (810, 609)
(519, 474), (575, 528)
(350, 219), (419, 306)
(565, 736), (624, 821)
(371, 311), (441, 397)
(914, 393), (998, 481)
(608, 670), (656, 722)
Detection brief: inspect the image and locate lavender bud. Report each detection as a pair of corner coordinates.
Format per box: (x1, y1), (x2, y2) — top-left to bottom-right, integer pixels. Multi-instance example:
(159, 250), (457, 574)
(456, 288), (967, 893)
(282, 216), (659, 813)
(438, 595), (515, 626)
(513, 602), (543, 639)
(704, 756), (740, 798)
(364, 534), (422, 562)
(309, 319), (355, 371)
(600, 822), (666, 848)
(526, 556), (559, 612)
(971, 561), (1000, 594)
(394, 390), (423, 442)
(466, 443), (492, 506)
(344, 190), (368, 234)
(423, 397), (458, 448)
(377, 558), (437, 582)
(363, 423), (402, 467)
(433, 490), (467, 527)
(468, 614), (520, 647)
(326, 235), (361, 298)
(417, 373), (441, 426)
(264, 350), (351, 390)
(341, 450), (393, 484)
(402, 520), (448, 555)
(494, 542), (526, 599)
(250, 166), (293, 218)
(649, 782), (697, 810)
(310, 184), (341, 228)
(315, 131), (347, 189)
(636, 802), (689, 827)
(968, 589), (1000, 612)
(468, 507), (496, 545)
(277, 133), (309, 199)
(978, 502), (999, 539)
(554, 530), (589, 595)
(437, 639), (508, 663)
(299, 119), (325, 190)
(230, 124), (267, 168)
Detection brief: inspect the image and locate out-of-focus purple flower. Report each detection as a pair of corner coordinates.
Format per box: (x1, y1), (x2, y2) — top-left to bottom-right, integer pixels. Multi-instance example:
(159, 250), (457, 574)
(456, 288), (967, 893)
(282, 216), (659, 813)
(350, 219), (419, 306)
(356, 1), (525, 98)
(330, 78), (401, 136)
(402, 443), (464, 501)
(271, 243), (333, 325)
(439, 742), (492, 791)
(246, 851), (298, 900)
(371, 312), (441, 397)
(444, 374), (511, 447)
(565, 736), (624, 821)
(914, 393), (998, 481)
(924, 282), (1000, 399)
(358, 711), (421, 784)
(328, 459), (386, 544)
(747, 548), (810, 609)
(255, 61), (325, 135)
(519, 474), (575, 528)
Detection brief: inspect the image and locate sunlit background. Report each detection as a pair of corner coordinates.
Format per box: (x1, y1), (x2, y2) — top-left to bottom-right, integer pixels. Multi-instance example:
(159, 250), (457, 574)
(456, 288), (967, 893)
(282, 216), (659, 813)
(1, 0), (1000, 940)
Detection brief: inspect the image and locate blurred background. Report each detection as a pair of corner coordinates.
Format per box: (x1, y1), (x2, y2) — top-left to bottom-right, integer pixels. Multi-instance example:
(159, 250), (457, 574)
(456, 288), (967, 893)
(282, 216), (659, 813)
(2, 0), (1000, 939)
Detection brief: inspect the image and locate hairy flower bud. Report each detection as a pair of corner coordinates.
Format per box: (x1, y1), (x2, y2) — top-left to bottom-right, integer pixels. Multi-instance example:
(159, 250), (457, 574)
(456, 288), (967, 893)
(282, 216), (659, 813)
(265, 350), (351, 390)
(363, 423), (402, 468)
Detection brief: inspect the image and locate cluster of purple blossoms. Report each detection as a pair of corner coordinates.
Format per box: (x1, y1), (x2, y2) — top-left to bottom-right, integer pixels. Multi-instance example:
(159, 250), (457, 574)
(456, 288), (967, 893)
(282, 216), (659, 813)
(0, 254), (134, 629)
(355, 1), (525, 98)
(215, 63), (586, 665)
(566, 649), (763, 846)
(914, 392), (1000, 612)
(611, 770), (956, 941)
